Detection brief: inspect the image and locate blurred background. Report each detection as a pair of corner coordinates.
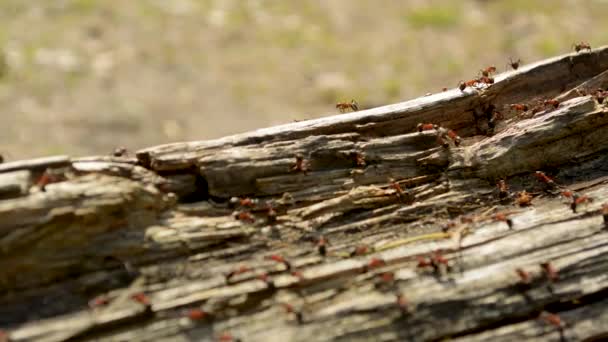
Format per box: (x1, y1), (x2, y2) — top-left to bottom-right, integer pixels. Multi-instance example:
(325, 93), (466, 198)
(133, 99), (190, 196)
(1, 0), (606, 159)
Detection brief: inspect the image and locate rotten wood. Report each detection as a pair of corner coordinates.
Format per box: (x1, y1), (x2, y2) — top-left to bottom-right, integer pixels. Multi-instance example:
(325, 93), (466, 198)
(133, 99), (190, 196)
(1, 47), (608, 342)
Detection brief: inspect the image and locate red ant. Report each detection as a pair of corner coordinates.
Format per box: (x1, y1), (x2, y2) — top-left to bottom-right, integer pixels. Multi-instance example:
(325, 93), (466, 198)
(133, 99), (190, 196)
(488, 110), (503, 130)
(131, 292), (151, 306)
(516, 191), (533, 207)
(388, 178), (405, 198)
(560, 190), (574, 199)
(290, 154), (310, 174)
(571, 194), (592, 213)
(416, 256), (432, 269)
(267, 254), (292, 270)
(458, 79), (478, 91)
(437, 128), (461, 147)
(36, 170), (60, 192)
(317, 236), (328, 256)
(234, 211), (255, 223)
(336, 99), (359, 113)
(88, 295), (109, 308)
(573, 42), (591, 53)
(446, 130), (462, 146)
(351, 244), (369, 256)
(515, 268), (531, 285)
(543, 99), (560, 109)
(351, 151), (366, 167)
(266, 204), (277, 224)
(283, 303), (303, 323)
(492, 212), (513, 229)
(540, 262), (559, 282)
(508, 57), (521, 70)
(535, 171), (555, 185)
(417, 123), (438, 132)
(225, 265), (252, 282)
(217, 332), (241, 342)
(594, 89), (606, 104)
(539, 311), (565, 330)
(379, 271), (395, 283)
(257, 272), (275, 289)
(367, 257), (386, 270)
(478, 76), (494, 85)
(510, 103), (528, 112)
(497, 179), (509, 199)
(185, 308), (207, 321)
(396, 293), (409, 313)
(480, 66), (497, 77)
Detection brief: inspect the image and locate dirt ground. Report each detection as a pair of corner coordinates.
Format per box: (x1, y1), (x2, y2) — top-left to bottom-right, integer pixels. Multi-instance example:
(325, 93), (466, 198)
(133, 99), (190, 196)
(1, 0), (606, 159)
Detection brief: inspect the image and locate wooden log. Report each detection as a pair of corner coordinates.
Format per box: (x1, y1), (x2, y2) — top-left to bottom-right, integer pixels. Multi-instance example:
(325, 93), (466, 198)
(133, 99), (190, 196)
(2, 48), (608, 342)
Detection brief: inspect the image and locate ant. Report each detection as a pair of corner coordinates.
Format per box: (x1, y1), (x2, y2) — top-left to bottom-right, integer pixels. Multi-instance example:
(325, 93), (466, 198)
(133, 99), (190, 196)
(488, 110), (503, 130)
(497, 179), (509, 199)
(560, 190), (574, 199)
(539, 311), (565, 330)
(396, 293), (409, 314)
(510, 103), (529, 112)
(388, 177), (404, 196)
(535, 171), (555, 185)
(283, 303), (304, 324)
(113, 147), (128, 157)
(480, 66), (497, 77)
(571, 194), (592, 213)
(350, 151), (366, 167)
(573, 42), (591, 53)
(230, 197), (258, 208)
(257, 272), (275, 289)
(336, 99), (359, 113)
(234, 211), (255, 223)
(131, 292), (151, 306)
(379, 271), (395, 283)
(290, 154), (310, 174)
(515, 268), (531, 285)
(458, 79), (478, 91)
(492, 212), (513, 229)
(367, 257), (386, 270)
(543, 99), (560, 109)
(217, 332), (242, 342)
(516, 190), (533, 207)
(417, 123), (438, 132)
(266, 204), (277, 224)
(317, 236), (328, 256)
(508, 57), (521, 70)
(478, 76), (494, 85)
(225, 265), (252, 282)
(185, 308), (208, 321)
(88, 295), (110, 309)
(36, 170), (62, 192)
(350, 244), (369, 256)
(267, 254), (292, 270)
(540, 262), (559, 282)
(446, 129), (462, 147)
(594, 89), (607, 104)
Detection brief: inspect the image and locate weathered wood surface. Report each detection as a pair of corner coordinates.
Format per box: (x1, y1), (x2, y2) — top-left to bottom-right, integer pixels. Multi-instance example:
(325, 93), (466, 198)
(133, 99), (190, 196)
(1, 47), (608, 342)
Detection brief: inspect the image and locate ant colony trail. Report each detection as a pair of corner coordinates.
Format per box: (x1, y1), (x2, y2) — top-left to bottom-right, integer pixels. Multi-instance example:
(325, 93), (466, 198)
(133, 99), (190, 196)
(1, 44), (608, 341)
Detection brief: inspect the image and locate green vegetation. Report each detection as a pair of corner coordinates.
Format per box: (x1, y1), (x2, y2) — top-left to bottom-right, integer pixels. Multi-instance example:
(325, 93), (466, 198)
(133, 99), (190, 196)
(406, 6), (461, 29)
